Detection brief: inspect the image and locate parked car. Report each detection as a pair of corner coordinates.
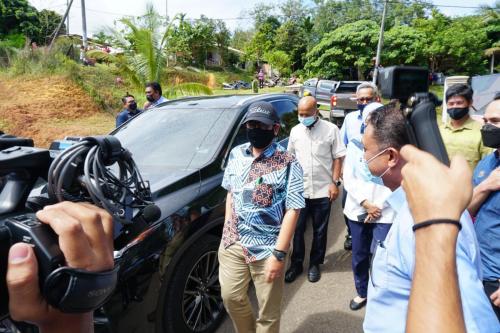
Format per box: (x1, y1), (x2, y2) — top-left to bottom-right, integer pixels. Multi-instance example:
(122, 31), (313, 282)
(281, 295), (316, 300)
(299, 79), (338, 106)
(0, 94), (300, 333)
(329, 81), (362, 128)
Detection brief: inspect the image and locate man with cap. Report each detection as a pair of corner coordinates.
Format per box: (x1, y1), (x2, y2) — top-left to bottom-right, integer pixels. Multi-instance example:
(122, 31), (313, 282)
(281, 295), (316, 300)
(285, 96), (346, 283)
(219, 101), (305, 333)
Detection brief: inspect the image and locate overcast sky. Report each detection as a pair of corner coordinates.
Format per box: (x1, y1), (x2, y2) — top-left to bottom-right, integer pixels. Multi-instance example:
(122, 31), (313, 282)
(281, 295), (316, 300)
(29, 0), (497, 37)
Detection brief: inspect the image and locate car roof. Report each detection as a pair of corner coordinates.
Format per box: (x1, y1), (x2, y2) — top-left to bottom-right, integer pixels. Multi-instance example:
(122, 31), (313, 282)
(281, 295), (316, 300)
(154, 93), (299, 110)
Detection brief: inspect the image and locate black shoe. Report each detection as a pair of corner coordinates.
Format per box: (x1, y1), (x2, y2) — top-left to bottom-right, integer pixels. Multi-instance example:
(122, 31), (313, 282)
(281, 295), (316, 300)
(344, 234), (352, 251)
(308, 265), (321, 283)
(349, 297), (367, 311)
(285, 265), (303, 283)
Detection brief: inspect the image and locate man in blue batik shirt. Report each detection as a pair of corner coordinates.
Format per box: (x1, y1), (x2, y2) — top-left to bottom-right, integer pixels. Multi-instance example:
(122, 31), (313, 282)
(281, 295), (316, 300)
(468, 97), (500, 321)
(218, 101), (305, 333)
(361, 105), (499, 332)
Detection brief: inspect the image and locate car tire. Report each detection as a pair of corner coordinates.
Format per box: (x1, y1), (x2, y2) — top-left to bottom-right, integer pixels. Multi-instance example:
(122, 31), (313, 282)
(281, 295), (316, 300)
(155, 234), (225, 333)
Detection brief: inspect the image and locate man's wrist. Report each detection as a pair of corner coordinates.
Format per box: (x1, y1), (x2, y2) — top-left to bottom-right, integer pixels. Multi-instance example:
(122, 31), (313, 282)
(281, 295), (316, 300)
(39, 313), (93, 333)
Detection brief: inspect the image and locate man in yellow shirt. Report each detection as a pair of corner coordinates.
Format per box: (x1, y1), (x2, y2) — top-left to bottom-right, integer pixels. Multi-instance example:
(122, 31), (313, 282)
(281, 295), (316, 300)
(440, 84), (491, 170)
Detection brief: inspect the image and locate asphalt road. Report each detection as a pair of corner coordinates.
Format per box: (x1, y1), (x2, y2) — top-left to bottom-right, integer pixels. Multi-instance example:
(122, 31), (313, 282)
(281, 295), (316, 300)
(216, 192), (365, 333)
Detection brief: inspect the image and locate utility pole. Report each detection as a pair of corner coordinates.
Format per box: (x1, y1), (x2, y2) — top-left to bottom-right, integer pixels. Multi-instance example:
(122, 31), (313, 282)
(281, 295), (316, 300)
(81, 0), (88, 49)
(373, 0), (388, 84)
(66, 0), (70, 35)
(49, 0), (75, 50)
(165, 0), (168, 21)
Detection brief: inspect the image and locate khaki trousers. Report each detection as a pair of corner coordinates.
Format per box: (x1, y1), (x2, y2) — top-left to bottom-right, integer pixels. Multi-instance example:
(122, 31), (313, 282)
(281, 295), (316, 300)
(218, 242), (286, 333)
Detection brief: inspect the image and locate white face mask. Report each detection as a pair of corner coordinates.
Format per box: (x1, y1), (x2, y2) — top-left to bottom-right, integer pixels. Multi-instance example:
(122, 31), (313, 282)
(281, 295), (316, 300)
(360, 148), (391, 185)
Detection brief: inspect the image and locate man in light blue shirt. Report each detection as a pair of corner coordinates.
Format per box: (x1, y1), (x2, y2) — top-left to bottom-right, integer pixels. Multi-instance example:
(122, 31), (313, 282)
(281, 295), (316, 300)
(361, 106), (499, 332)
(144, 81), (169, 109)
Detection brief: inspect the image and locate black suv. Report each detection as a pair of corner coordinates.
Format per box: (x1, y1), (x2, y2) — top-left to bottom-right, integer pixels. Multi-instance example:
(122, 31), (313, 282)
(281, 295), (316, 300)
(91, 94), (300, 333)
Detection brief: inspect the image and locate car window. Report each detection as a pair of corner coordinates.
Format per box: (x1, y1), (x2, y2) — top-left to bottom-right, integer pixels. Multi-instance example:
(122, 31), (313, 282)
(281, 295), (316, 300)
(335, 82), (360, 93)
(319, 82), (334, 90)
(304, 79), (317, 87)
(271, 100), (299, 141)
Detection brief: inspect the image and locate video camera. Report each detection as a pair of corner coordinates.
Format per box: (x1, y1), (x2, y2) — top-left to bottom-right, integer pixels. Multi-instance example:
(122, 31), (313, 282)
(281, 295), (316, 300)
(378, 66), (450, 165)
(0, 134), (158, 321)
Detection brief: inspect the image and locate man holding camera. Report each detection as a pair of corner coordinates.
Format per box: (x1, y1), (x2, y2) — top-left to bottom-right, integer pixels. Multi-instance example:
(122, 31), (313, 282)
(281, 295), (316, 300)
(362, 105), (499, 332)
(6, 202), (114, 333)
(440, 84), (491, 170)
(467, 96), (500, 320)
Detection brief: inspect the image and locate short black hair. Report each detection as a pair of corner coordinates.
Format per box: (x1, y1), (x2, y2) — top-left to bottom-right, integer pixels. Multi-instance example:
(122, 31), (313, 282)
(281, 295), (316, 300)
(145, 81), (162, 96)
(445, 84), (473, 102)
(366, 104), (410, 150)
(121, 93), (134, 104)
(493, 91), (500, 101)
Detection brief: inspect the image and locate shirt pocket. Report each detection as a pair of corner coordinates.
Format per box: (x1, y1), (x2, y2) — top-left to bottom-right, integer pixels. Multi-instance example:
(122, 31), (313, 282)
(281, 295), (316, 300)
(252, 183), (274, 207)
(370, 241), (389, 290)
(312, 140), (331, 157)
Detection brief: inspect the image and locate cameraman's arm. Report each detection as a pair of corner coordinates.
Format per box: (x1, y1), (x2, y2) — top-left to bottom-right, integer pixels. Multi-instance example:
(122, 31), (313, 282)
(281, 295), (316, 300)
(401, 145), (469, 333)
(7, 202), (114, 333)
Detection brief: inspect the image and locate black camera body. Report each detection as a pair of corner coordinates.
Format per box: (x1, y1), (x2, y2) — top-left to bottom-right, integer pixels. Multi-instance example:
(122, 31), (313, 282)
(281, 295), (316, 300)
(378, 66), (450, 165)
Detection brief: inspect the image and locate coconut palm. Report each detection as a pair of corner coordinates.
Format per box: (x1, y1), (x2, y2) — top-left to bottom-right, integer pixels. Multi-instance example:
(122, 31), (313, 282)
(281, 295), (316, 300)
(87, 3), (212, 98)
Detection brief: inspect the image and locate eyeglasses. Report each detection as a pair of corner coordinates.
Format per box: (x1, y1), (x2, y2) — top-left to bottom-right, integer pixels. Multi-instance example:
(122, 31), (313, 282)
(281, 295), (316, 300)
(357, 97), (374, 103)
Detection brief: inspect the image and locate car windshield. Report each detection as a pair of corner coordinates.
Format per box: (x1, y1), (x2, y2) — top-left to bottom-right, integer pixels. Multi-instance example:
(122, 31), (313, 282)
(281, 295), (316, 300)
(335, 83), (360, 93)
(113, 107), (237, 171)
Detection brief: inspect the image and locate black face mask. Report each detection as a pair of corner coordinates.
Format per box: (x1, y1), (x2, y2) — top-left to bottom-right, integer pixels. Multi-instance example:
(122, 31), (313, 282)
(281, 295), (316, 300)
(128, 102), (137, 111)
(447, 107), (469, 120)
(481, 123), (500, 149)
(246, 128), (275, 149)
(146, 95), (155, 102)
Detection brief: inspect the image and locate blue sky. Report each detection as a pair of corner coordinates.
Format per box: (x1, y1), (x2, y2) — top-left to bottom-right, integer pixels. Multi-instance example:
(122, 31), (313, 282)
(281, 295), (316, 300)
(30, 0), (497, 36)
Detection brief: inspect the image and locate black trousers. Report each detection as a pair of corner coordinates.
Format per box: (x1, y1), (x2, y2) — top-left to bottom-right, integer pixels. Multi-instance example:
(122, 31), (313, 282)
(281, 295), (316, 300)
(291, 197), (331, 267)
(483, 280), (500, 321)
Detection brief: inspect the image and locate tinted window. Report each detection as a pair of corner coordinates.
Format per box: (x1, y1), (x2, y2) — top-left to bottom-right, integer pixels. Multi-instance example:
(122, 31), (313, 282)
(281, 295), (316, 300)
(319, 82), (334, 90)
(335, 82), (361, 93)
(271, 100), (299, 140)
(304, 79), (317, 87)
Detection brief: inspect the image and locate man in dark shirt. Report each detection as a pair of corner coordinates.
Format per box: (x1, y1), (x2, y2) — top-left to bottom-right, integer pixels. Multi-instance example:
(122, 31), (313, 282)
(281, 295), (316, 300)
(468, 96), (500, 320)
(116, 94), (142, 127)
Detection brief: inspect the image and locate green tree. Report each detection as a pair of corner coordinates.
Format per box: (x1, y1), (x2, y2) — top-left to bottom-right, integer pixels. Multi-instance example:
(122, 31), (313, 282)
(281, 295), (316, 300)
(231, 29), (254, 51)
(274, 20), (308, 71)
(305, 20), (379, 79)
(382, 25), (427, 66)
(244, 16), (280, 62)
(35, 9), (65, 45)
(264, 50), (292, 76)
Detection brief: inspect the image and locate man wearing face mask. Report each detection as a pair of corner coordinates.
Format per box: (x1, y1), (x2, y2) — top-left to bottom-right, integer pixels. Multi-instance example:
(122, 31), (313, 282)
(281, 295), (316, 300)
(219, 101), (305, 333)
(116, 94), (142, 127)
(440, 83), (491, 170)
(285, 96), (346, 283)
(144, 81), (168, 109)
(362, 105), (499, 333)
(341, 102), (393, 311)
(340, 82), (380, 251)
(467, 95), (500, 321)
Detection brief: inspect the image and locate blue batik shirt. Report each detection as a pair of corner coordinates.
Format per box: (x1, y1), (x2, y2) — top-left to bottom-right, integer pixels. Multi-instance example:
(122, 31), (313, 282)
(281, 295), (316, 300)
(221, 142), (305, 263)
(473, 150), (500, 281)
(364, 187), (500, 333)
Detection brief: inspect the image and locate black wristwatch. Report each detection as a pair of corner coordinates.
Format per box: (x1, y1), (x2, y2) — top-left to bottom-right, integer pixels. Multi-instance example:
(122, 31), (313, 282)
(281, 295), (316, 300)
(333, 179), (342, 187)
(272, 249), (287, 262)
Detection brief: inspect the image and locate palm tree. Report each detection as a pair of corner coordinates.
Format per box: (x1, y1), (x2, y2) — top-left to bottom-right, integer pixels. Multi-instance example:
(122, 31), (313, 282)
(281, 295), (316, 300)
(87, 3), (212, 98)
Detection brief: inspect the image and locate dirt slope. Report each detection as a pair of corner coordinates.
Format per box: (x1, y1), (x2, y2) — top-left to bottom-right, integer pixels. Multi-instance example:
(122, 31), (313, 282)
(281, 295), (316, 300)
(0, 75), (114, 147)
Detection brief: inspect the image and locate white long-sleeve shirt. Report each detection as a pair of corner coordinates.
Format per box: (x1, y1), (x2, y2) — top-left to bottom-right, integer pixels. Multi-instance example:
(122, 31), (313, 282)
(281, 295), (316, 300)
(342, 139), (393, 223)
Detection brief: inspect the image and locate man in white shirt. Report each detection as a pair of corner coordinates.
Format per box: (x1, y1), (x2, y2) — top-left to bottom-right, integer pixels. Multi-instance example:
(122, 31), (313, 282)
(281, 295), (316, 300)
(340, 82), (380, 251)
(286, 96), (346, 283)
(342, 102), (393, 311)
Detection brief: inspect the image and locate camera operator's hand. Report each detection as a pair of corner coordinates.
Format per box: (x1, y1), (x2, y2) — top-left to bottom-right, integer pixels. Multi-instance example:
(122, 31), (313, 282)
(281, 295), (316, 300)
(6, 202), (114, 333)
(401, 145), (472, 223)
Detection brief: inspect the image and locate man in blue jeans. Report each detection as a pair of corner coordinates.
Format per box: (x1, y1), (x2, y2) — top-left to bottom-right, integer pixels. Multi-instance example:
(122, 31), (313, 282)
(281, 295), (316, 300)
(286, 96), (345, 283)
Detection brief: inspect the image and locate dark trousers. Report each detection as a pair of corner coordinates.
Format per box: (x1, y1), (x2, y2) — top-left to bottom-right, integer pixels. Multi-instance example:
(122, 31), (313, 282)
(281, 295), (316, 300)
(342, 189), (351, 236)
(348, 219), (391, 298)
(291, 197), (331, 267)
(483, 280), (500, 321)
